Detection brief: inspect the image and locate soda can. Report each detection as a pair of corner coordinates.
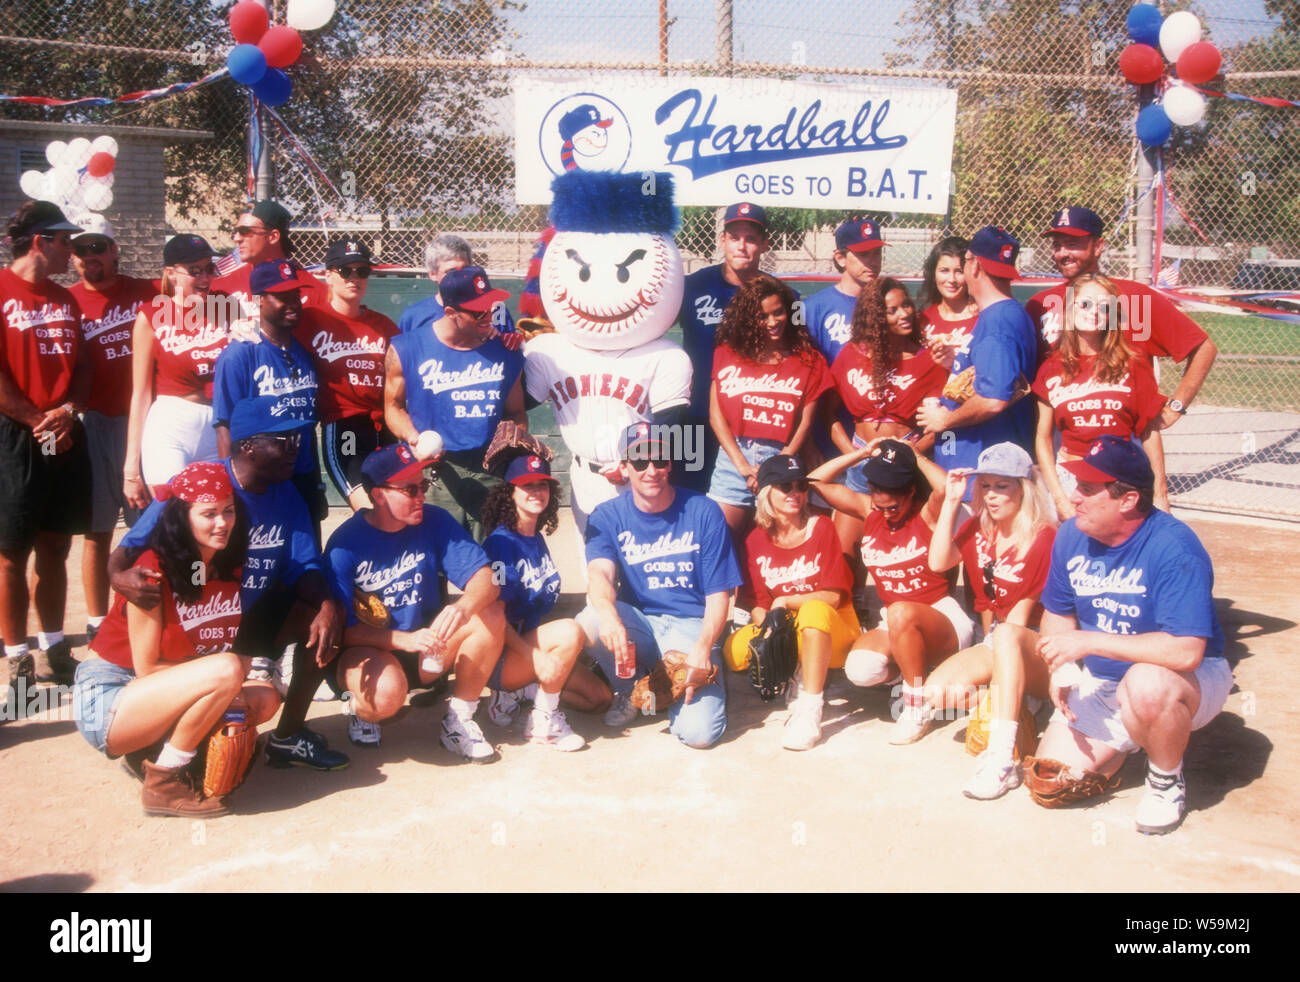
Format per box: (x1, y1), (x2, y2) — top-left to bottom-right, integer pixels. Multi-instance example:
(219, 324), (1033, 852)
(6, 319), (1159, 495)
(615, 640), (636, 679)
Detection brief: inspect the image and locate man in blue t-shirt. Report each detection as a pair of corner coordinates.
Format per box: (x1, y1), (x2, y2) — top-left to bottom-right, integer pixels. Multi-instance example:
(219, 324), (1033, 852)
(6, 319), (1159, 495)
(1032, 437), (1231, 835)
(802, 217), (886, 365)
(385, 266), (527, 539)
(108, 395), (350, 773)
(916, 226), (1036, 486)
(579, 422), (743, 748)
(324, 444), (505, 761)
(397, 233), (514, 337)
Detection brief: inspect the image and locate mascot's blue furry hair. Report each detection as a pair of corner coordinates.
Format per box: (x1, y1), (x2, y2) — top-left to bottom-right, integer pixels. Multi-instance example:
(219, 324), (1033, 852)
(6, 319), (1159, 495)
(548, 170), (678, 234)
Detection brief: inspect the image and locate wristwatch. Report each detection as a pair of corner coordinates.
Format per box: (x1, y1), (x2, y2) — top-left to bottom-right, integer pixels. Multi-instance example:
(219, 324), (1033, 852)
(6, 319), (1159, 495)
(1168, 399), (1188, 415)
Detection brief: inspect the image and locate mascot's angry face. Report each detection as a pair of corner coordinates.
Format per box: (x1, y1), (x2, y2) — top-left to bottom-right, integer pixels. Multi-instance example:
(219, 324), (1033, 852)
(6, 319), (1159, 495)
(541, 231), (684, 351)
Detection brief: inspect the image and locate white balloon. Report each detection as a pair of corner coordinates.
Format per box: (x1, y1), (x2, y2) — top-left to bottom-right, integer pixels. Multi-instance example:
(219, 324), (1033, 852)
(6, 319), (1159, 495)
(1159, 10), (1202, 62)
(51, 166), (79, 196)
(286, 0), (337, 31)
(83, 185), (113, 211)
(66, 137), (93, 168)
(85, 172), (114, 191)
(63, 184), (87, 214)
(45, 140), (69, 168)
(89, 135), (119, 157)
(1164, 84), (1208, 126)
(19, 170), (45, 198)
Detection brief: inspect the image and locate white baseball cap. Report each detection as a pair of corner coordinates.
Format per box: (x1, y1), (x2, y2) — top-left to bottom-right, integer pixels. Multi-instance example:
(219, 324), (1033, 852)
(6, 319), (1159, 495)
(72, 213), (115, 241)
(975, 442), (1033, 479)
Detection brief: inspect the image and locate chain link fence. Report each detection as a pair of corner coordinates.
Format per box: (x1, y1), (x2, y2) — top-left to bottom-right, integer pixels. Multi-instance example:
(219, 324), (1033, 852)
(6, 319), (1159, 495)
(3, 1), (1298, 517)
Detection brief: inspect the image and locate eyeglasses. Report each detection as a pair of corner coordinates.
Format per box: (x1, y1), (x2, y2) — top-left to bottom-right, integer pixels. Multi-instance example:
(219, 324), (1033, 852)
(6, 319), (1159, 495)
(332, 266), (372, 279)
(1073, 298), (1112, 313)
(872, 501), (903, 515)
(627, 457), (671, 472)
(40, 232), (73, 247)
(234, 225), (270, 237)
(178, 264), (216, 277)
(773, 480), (809, 494)
(73, 240), (111, 257)
(378, 480), (432, 499)
(982, 562), (996, 592)
(259, 432), (302, 450)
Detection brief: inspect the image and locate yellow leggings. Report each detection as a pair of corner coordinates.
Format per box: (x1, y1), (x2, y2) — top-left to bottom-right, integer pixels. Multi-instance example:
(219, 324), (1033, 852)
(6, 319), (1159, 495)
(723, 600), (861, 672)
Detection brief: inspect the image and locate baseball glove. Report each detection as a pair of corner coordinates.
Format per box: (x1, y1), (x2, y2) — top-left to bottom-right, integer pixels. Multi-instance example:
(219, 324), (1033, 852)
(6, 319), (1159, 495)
(203, 712), (257, 799)
(965, 690), (1040, 760)
(482, 419), (553, 475)
(629, 649), (717, 715)
(1022, 756), (1120, 808)
(942, 366), (977, 404)
(747, 608), (799, 701)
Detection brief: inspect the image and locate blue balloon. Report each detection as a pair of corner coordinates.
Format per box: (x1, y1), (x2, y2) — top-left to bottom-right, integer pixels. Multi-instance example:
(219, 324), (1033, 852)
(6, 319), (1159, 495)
(1136, 104), (1172, 146)
(252, 68), (292, 107)
(227, 43), (268, 86)
(1127, 4), (1164, 47)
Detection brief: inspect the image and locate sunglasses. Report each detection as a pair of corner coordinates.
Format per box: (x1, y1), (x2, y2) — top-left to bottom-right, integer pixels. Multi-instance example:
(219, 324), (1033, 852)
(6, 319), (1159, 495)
(872, 501), (903, 515)
(73, 240), (111, 257)
(627, 457), (670, 472)
(40, 232), (73, 247)
(379, 479), (432, 499)
(332, 266), (372, 279)
(982, 562), (996, 592)
(773, 480), (809, 494)
(234, 225), (270, 237)
(259, 432), (302, 450)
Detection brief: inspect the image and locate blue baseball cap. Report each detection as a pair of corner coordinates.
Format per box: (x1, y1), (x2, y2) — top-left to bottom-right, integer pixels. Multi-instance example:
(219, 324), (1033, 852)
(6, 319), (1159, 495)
(229, 395), (311, 442)
(968, 226), (1020, 279)
(619, 421), (671, 460)
(439, 265), (510, 313)
(558, 104), (612, 143)
(1045, 206), (1104, 238)
(505, 454), (558, 486)
(835, 218), (884, 253)
(1063, 435), (1155, 491)
(724, 201), (768, 233)
(163, 233), (215, 266)
(360, 443), (428, 491)
(249, 259), (308, 295)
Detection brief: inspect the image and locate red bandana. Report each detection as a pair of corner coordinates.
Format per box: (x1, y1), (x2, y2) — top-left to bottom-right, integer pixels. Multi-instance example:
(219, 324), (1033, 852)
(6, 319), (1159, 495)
(160, 462), (234, 504)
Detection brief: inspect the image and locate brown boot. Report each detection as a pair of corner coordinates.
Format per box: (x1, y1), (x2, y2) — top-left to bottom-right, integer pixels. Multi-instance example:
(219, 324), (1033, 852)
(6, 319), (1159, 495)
(141, 761), (229, 818)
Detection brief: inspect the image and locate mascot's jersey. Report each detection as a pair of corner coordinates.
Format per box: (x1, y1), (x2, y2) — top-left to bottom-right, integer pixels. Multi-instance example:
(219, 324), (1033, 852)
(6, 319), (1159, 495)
(524, 332), (690, 462)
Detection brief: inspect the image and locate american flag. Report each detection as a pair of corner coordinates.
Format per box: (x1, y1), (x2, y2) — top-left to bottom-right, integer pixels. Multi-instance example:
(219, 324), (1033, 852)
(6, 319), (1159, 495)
(1157, 259), (1182, 288)
(214, 248), (241, 277)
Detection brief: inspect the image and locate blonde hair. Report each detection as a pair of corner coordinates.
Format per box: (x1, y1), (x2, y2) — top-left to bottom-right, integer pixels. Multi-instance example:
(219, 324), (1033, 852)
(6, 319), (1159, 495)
(753, 484), (811, 532)
(1060, 273), (1134, 384)
(971, 469), (1057, 557)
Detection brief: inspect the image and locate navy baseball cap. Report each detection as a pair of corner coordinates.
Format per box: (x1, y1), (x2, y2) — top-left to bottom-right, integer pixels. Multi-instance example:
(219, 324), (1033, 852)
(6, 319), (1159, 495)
(1045, 206), (1104, 239)
(724, 202), (768, 233)
(558, 104), (612, 143)
(862, 439), (917, 490)
(163, 233), (215, 266)
(756, 454), (808, 490)
(968, 226), (1020, 279)
(249, 199), (292, 232)
(229, 395), (311, 442)
(440, 265), (509, 313)
(360, 443), (428, 492)
(505, 454), (558, 486)
(1062, 435), (1155, 491)
(619, 421), (671, 460)
(835, 218), (884, 253)
(12, 201), (81, 237)
(324, 237), (373, 268)
(250, 259), (307, 295)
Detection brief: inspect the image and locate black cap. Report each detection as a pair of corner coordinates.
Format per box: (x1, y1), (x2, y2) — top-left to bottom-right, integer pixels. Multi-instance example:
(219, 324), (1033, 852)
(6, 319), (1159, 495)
(163, 233), (215, 266)
(324, 237), (373, 268)
(756, 454), (807, 490)
(861, 439), (918, 490)
(11, 201), (81, 238)
(249, 199), (291, 232)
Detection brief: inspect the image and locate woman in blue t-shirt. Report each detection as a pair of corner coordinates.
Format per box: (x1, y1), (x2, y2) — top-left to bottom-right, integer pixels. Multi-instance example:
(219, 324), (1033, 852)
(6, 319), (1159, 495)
(480, 454), (611, 750)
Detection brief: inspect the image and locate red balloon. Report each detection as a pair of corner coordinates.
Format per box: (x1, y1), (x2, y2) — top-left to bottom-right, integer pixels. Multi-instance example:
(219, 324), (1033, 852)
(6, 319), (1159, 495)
(1119, 43), (1165, 85)
(86, 152), (116, 178)
(259, 25), (303, 69)
(229, 1), (269, 45)
(1177, 42), (1222, 85)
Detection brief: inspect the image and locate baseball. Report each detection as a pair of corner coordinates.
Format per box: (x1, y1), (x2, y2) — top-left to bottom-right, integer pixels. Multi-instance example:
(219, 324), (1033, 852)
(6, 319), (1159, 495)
(414, 430), (444, 460)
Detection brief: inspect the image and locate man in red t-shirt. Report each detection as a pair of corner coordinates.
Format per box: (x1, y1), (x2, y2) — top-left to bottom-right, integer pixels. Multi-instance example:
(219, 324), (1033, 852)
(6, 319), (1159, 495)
(211, 199), (324, 323)
(68, 214), (158, 644)
(0, 201), (94, 690)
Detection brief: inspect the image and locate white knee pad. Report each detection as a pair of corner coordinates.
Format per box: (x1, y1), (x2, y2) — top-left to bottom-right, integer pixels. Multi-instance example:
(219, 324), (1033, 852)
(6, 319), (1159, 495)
(844, 648), (894, 687)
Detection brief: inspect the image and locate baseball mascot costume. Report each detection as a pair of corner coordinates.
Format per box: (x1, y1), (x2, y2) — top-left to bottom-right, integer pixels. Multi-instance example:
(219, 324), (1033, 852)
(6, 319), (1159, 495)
(522, 170), (691, 532)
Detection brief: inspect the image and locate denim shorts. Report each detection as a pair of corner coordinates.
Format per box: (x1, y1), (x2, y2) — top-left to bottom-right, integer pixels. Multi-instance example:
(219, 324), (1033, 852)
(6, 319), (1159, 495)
(708, 437), (783, 507)
(73, 656), (135, 757)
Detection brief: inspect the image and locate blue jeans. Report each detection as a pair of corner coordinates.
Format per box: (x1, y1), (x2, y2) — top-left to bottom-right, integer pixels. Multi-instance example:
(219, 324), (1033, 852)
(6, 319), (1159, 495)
(707, 436), (783, 507)
(73, 656), (134, 756)
(576, 601), (727, 749)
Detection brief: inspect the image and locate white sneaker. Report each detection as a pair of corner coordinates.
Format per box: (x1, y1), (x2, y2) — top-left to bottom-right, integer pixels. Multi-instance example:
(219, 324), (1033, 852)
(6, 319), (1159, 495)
(439, 712), (499, 764)
(1135, 768), (1187, 835)
(782, 696), (824, 751)
(524, 708), (586, 752)
(271, 646), (294, 698)
(487, 687), (526, 727)
(889, 702), (934, 745)
(247, 656), (275, 683)
(603, 691), (638, 727)
(343, 693), (382, 747)
(962, 751), (1022, 800)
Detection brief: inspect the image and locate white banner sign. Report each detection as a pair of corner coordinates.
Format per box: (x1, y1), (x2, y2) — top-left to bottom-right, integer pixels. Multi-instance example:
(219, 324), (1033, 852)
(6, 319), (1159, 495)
(514, 76), (956, 213)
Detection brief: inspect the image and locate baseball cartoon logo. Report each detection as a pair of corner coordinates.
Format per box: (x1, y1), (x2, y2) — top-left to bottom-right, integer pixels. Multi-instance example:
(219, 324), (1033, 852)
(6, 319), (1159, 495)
(474, 275), (487, 293)
(1000, 244), (1013, 261)
(397, 445), (414, 463)
(539, 93), (632, 176)
(527, 455), (543, 471)
(862, 221), (874, 237)
(278, 262), (293, 278)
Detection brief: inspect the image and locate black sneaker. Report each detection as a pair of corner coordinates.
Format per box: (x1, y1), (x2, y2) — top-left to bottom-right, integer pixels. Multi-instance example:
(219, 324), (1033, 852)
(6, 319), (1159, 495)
(265, 727), (351, 771)
(34, 640), (78, 686)
(3, 653), (36, 694)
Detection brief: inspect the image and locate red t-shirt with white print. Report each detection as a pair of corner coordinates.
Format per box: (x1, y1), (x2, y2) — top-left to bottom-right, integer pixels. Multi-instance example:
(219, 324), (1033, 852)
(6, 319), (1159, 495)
(830, 343), (947, 426)
(711, 344), (831, 444)
(1032, 352), (1166, 457)
(0, 267), (81, 411)
(744, 514), (852, 609)
(860, 506), (951, 606)
(954, 521), (1055, 623)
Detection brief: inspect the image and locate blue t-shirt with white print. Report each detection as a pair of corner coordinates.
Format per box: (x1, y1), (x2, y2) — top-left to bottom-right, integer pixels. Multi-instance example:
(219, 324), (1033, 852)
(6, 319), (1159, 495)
(213, 337), (319, 475)
(484, 526), (561, 635)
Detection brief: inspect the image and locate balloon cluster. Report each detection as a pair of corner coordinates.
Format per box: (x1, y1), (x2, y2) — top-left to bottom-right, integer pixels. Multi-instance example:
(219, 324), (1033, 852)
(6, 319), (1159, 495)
(19, 136), (119, 215)
(1121, 4), (1222, 146)
(225, 0), (337, 107)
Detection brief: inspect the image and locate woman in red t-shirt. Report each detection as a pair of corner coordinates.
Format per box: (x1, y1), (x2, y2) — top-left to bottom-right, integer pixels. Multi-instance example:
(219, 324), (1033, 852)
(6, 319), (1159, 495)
(295, 238), (399, 511)
(1032, 273), (1168, 518)
(123, 235), (230, 508)
(73, 463), (280, 817)
(924, 442), (1058, 800)
(708, 274), (831, 539)
(722, 455), (860, 751)
(809, 438), (974, 744)
(917, 236), (979, 366)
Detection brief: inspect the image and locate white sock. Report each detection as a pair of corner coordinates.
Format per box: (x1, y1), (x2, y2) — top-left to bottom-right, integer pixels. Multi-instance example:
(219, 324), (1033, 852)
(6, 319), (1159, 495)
(449, 696), (478, 720)
(901, 682), (924, 706)
(38, 631), (64, 650)
(5, 644), (29, 660)
(1149, 759), (1183, 782)
(534, 688), (561, 714)
(154, 742), (196, 769)
(523, 682), (539, 701)
(87, 616), (105, 630)
(988, 717), (1019, 761)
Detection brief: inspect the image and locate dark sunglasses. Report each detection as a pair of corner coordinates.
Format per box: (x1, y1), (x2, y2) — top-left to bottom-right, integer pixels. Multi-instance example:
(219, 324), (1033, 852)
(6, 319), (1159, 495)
(773, 480), (809, 494)
(40, 232), (73, 247)
(873, 501), (903, 515)
(73, 240), (111, 257)
(379, 479), (432, 499)
(628, 457), (671, 472)
(260, 432), (302, 450)
(982, 562), (996, 591)
(234, 225), (270, 237)
(332, 266), (372, 279)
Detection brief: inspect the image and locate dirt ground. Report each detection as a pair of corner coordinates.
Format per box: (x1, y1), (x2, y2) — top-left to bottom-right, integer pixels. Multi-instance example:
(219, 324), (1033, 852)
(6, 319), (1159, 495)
(1, 507), (1297, 893)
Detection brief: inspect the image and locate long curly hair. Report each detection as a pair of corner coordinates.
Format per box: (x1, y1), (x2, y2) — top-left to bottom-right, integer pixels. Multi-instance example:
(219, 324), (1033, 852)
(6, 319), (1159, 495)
(481, 479), (560, 537)
(849, 277), (920, 392)
(1059, 273), (1134, 384)
(148, 496), (249, 604)
(917, 236), (970, 311)
(715, 274), (817, 364)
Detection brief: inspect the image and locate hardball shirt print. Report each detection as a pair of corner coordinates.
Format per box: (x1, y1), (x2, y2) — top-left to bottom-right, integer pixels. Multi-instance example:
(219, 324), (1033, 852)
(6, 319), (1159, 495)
(213, 337), (319, 475)
(484, 526), (562, 635)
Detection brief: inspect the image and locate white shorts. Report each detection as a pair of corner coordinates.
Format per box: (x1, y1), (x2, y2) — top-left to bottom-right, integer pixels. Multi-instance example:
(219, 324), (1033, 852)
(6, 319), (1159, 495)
(141, 395), (219, 487)
(1050, 657), (1234, 753)
(879, 594), (975, 650)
